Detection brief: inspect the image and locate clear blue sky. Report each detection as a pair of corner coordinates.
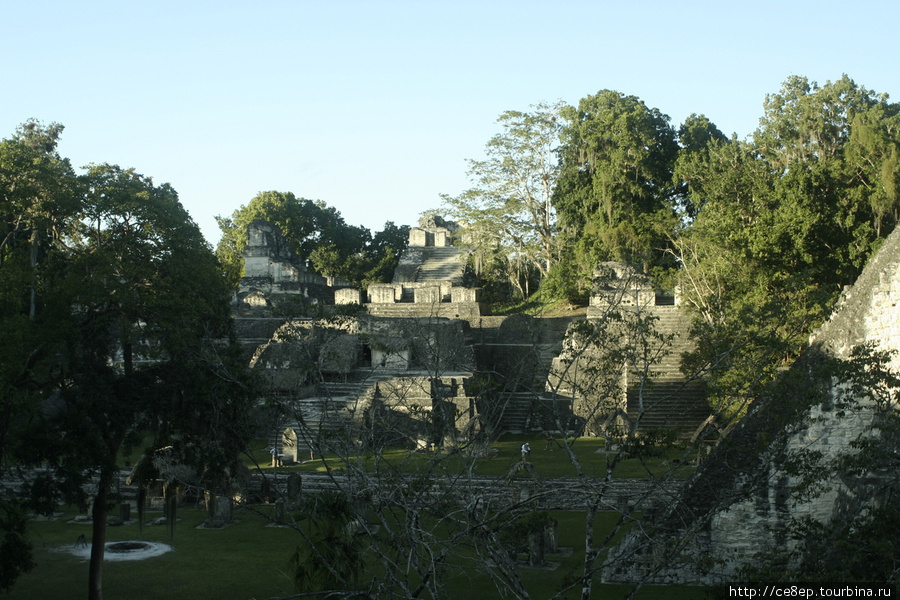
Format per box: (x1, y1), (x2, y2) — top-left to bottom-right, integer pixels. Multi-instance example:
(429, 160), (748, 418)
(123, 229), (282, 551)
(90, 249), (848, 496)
(3, 0), (897, 246)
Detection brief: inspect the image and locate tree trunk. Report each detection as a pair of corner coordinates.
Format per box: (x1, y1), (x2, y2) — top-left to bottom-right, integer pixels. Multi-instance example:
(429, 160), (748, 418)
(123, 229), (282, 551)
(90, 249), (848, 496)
(29, 231), (38, 319)
(88, 464), (114, 600)
(581, 502), (598, 600)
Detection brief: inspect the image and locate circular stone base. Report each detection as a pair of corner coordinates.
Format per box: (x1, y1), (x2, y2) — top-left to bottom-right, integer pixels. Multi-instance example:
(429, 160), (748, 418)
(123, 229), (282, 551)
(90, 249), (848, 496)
(64, 540), (172, 561)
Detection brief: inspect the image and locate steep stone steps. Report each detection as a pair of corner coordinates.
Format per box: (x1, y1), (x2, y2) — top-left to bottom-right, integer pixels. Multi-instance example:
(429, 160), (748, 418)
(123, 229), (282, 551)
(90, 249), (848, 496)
(413, 247), (466, 283)
(626, 378), (709, 435)
(626, 308), (708, 436)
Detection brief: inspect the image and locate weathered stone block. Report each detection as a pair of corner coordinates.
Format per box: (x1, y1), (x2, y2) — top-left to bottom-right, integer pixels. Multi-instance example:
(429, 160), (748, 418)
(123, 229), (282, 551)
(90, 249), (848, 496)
(369, 284), (398, 303)
(451, 286), (479, 303)
(335, 288), (362, 304)
(409, 228), (428, 247)
(414, 286), (442, 304)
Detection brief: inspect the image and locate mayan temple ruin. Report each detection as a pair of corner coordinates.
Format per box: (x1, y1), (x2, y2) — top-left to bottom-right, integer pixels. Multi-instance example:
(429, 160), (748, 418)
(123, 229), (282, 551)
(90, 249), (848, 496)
(233, 217), (714, 461)
(232, 214), (900, 584)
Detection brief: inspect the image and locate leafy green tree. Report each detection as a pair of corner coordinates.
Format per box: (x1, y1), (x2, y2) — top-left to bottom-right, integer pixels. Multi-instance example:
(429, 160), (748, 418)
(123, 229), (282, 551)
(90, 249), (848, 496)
(307, 221), (409, 289)
(672, 75), (900, 419)
(0, 120), (79, 316)
(215, 191), (371, 286)
(0, 121), (80, 591)
(290, 491), (364, 595)
(551, 90), (680, 299)
(30, 164), (252, 600)
(672, 113), (727, 218)
(442, 101), (564, 298)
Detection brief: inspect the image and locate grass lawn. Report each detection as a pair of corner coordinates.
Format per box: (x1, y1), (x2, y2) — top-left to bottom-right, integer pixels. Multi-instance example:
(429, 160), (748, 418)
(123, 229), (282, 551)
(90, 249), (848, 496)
(11, 504), (709, 600)
(8, 434), (701, 599)
(247, 433), (697, 480)
(11, 506), (300, 600)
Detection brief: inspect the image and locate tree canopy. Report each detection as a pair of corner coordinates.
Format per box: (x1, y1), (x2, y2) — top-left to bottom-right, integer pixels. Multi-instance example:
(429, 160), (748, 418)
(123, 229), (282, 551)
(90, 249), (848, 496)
(552, 90), (680, 281)
(671, 75), (900, 417)
(0, 123), (254, 599)
(216, 191), (408, 289)
(442, 101), (564, 300)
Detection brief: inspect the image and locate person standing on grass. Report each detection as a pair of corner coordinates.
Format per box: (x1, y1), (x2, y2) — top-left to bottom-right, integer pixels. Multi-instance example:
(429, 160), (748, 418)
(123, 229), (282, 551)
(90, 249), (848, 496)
(521, 442), (531, 460)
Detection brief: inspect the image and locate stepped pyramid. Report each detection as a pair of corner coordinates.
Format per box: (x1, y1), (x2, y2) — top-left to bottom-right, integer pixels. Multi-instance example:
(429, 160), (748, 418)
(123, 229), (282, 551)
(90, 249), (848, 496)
(366, 215), (482, 319)
(403, 246), (467, 284)
(392, 215), (467, 287)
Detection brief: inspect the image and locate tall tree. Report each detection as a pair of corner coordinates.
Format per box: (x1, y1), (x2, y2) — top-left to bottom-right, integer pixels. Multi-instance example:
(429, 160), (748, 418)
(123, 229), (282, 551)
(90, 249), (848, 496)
(443, 101), (564, 291)
(672, 113), (728, 218)
(0, 120), (79, 316)
(549, 90), (679, 300)
(672, 75), (900, 419)
(37, 164), (251, 600)
(0, 121), (79, 591)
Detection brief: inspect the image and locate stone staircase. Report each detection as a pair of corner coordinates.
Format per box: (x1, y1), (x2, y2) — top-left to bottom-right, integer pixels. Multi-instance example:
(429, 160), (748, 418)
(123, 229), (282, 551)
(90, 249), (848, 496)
(275, 369), (477, 458)
(411, 247), (466, 284)
(473, 316), (583, 434)
(275, 372), (394, 458)
(624, 306), (709, 436)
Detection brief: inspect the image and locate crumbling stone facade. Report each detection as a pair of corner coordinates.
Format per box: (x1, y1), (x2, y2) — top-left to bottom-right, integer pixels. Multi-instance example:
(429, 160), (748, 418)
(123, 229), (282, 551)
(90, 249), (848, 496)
(235, 218), (484, 456)
(235, 221), (713, 461)
(237, 220), (351, 308)
(363, 215), (486, 320)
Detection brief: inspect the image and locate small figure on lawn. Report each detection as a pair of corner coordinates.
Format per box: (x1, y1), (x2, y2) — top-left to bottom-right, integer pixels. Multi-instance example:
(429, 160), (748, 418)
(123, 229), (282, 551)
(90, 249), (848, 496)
(270, 447), (283, 467)
(521, 442), (531, 460)
(544, 432), (555, 451)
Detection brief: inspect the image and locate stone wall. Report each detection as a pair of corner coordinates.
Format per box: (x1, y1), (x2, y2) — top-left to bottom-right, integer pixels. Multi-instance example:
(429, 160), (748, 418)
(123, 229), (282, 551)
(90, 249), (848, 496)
(248, 472), (684, 513)
(239, 220), (343, 305)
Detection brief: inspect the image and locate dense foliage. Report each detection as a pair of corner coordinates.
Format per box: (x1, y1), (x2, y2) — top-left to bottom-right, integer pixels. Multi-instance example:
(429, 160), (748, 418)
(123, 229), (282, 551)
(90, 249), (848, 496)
(443, 75), (900, 417)
(0, 121), (254, 599)
(215, 190), (408, 289)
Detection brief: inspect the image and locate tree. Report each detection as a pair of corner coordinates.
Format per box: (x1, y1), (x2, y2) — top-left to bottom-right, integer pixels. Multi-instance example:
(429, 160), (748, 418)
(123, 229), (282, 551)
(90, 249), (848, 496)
(30, 164), (252, 600)
(442, 101), (564, 298)
(215, 191), (374, 287)
(672, 113), (727, 218)
(752, 75), (899, 271)
(0, 121), (79, 591)
(289, 491), (364, 594)
(671, 76), (900, 418)
(0, 120), (79, 316)
(307, 220), (410, 289)
(551, 90), (680, 298)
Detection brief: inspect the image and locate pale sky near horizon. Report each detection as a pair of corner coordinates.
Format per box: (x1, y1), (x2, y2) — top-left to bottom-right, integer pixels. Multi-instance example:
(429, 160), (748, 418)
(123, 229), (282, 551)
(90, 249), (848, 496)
(3, 0), (898, 247)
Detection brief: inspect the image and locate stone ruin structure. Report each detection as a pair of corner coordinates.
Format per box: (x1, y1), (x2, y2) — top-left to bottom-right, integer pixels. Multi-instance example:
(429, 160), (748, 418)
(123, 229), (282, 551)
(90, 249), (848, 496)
(234, 217), (485, 458)
(238, 219), (352, 308)
(234, 218), (713, 461)
(548, 262), (709, 439)
(602, 225), (900, 584)
(341, 215), (486, 320)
